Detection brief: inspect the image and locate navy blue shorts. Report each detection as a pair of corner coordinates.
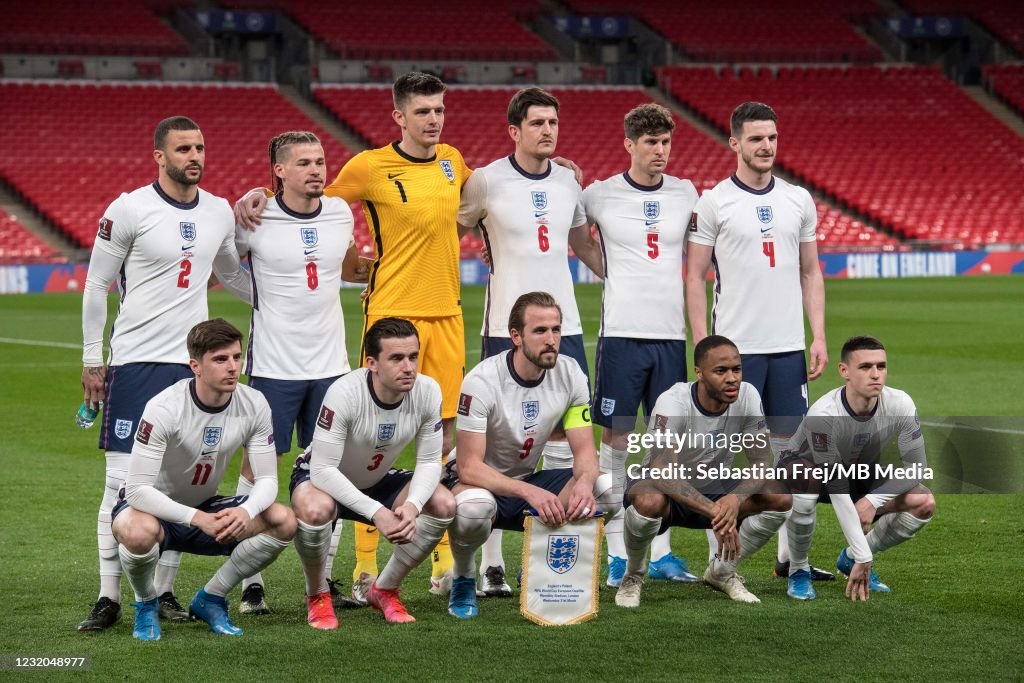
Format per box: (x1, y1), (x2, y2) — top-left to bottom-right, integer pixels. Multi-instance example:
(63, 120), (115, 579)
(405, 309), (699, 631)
(592, 337), (686, 430)
(740, 351), (808, 436)
(112, 493), (247, 556)
(482, 334), (590, 378)
(248, 375), (341, 454)
(624, 474), (740, 534)
(290, 455), (413, 525)
(493, 469), (575, 532)
(100, 363), (192, 452)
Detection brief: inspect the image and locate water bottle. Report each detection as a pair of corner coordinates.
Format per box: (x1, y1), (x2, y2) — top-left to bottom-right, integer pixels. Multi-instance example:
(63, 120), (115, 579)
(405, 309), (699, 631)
(76, 400), (101, 429)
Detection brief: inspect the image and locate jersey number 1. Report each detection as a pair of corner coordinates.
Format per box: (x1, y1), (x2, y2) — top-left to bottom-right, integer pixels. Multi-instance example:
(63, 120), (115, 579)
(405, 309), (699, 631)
(762, 241), (776, 268)
(192, 463), (212, 486)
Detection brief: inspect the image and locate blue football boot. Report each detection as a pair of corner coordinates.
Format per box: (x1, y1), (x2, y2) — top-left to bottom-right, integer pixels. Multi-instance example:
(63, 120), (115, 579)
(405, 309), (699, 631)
(189, 588), (243, 635)
(448, 576), (479, 619)
(648, 553), (699, 583)
(836, 548), (891, 593)
(132, 597), (160, 641)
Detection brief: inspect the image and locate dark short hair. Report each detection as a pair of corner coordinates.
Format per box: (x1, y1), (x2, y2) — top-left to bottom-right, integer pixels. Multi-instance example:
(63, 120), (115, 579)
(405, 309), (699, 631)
(507, 87), (560, 127)
(730, 101), (777, 138)
(364, 317), (419, 359)
(841, 335), (886, 362)
(154, 116), (200, 150)
(187, 318), (243, 360)
(508, 291), (562, 335)
(624, 103), (675, 141)
(694, 334), (739, 367)
(268, 131), (322, 191)
(393, 71), (446, 110)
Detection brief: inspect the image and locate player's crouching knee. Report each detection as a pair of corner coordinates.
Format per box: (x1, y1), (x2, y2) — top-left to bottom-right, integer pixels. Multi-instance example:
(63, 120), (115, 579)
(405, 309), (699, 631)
(761, 493), (792, 514)
(291, 484), (337, 526)
(594, 472), (622, 519)
(452, 489), (496, 541)
(424, 486), (457, 519)
(113, 510), (161, 553)
(907, 489), (935, 519)
(262, 502), (297, 542)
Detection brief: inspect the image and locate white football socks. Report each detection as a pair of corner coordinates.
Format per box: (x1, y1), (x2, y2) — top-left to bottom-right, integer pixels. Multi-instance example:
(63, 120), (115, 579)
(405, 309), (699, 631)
(119, 543), (159, 603)
(377, 515), (453, 590)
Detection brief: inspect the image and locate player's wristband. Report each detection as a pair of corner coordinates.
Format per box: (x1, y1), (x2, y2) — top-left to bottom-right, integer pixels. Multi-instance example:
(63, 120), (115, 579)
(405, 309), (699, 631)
(562, 404), (591, 430)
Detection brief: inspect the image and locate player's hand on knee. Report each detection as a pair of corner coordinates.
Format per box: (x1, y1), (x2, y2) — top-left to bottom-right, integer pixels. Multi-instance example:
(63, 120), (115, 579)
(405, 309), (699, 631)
(81, 365), (106, 403)
(526, 486), (565, 526)
(846, 561), (871, 602)
(566, 482), (596, 521)
(213, 507), (252, 543)
(715, 530), (739, 563)
(391, 503), (419, 543)
(192, 510), (224, 541)
(373, 507), (413, 544)
(711, 494), (740, 535)
(234, 187), (268, 230)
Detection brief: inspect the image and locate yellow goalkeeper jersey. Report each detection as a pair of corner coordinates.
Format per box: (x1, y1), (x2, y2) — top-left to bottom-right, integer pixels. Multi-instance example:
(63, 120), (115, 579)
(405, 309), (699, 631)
(326, 142), (470, 318)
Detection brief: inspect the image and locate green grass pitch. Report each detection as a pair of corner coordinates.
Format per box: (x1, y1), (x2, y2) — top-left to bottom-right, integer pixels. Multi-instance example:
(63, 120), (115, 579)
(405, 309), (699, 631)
(0, 276), (1021, 680)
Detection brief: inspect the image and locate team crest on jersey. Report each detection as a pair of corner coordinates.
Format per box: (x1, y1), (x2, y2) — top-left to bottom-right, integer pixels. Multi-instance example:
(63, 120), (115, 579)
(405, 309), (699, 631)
(115, 419), (134, 440)
(522, 400), (540, 422)
(203, 427), (222, 448)
(546, 534), (579, 574)
(300, 227), (318, 247)
(179, 222), (196, 241)
(531, 191), (548, 210)
(377, 423), (396, 442)
(601, 398), (616, 416)
(756, 206), (773, 224)
(439, 159), (455, 181)
(644, 201), (660, 220)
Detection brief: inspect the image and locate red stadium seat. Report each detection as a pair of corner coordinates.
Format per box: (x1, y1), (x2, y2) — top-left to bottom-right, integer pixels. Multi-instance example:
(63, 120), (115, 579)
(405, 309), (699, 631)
(0, 209), (63, 264)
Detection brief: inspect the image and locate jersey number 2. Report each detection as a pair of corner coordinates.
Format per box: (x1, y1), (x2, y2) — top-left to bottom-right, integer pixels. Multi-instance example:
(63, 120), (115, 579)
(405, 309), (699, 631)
(177, 259), (191, 288)
(762, 241), (776, 268)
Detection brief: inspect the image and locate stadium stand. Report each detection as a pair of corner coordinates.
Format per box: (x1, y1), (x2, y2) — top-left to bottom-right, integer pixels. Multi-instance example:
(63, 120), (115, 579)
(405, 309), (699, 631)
(0, 0), (189, 56)
(985, 64), (1024, 116)
(0, 209), (62, 264)
(899, 0), (1024, 56)
(561, 0), (882, 62)
(313, 84), (892, 252)
(286, 0), (557, 62)
(658, 65), (1024, 246)
(0, 81), (356, 250)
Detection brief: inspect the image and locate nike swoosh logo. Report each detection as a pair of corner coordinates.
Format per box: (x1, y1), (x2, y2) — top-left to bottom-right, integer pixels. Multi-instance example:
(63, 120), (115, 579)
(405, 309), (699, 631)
(645, 220), (658, 227)
(303, 249), (317, 255)
(524, 424), (537, 431)
(201, 450), (216, 456)
(760, 226), (772, 233)
(534, 212), (547, 218)
(388, 172), (405, 179)
(182, 244), (195, 251)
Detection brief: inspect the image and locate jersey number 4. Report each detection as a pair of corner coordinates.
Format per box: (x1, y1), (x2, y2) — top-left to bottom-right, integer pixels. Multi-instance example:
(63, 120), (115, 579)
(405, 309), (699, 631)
(762, 241), (776, 268)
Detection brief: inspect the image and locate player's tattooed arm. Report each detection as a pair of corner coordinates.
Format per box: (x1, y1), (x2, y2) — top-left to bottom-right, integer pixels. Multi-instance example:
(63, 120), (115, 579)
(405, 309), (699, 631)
(81, 365), (107, 404)
(341, 241), (371, 283)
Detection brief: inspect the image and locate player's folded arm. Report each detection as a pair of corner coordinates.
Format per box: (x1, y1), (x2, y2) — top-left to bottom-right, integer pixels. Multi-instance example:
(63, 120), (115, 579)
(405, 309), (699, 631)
(308, 434), (382, 522)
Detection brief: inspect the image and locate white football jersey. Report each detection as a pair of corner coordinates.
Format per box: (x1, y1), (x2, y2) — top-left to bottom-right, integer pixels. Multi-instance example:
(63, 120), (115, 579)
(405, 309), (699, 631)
(456, 351), (590, 480)
(641, 381), (768, 493)
(129, 379), (276, 522)
(789, 386), (925, 468)
(235, 195), (354, 380)
(310, 369), (443, 491)
(690, 174), (817, 354)
(89, 183), (240, 366)
(584, 172), (697, 340)
(458, 157), (587, 337)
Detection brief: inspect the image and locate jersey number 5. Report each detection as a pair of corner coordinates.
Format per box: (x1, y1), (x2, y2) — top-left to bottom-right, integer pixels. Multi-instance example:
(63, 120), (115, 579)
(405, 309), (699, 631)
(647, 233), (659, 259)
(762, 241), (776, 268)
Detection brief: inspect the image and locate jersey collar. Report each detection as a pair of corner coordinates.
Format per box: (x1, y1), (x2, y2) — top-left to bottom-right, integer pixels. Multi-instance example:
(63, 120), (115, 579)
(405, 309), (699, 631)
(729, 173), (775, 196)
(189, 379), (231, 414)
(152, 181), (199, 209)
(366, 370), (404, 410)
(508, 155), (551, 180)
(622, 171), (663, 192)
(506, 350), (545, 388)
(840, 387), (879, 421)
(691, 382), (728, 417)
(275, 193), (322, 219)
(391, 141), (436, 163)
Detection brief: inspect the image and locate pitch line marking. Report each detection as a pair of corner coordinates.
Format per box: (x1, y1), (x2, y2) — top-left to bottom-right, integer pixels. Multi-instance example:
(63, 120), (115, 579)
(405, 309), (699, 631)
(0, 336), (79, 350)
